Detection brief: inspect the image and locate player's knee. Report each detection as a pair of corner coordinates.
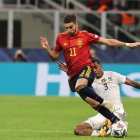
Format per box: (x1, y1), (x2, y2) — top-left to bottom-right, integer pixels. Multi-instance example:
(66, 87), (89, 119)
(75, 85), (86, 93)
(75, 85), (87, 100)
(74, 125), (81, 135)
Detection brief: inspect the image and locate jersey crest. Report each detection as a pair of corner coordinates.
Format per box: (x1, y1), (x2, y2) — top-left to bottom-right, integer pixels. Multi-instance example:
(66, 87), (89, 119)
(101, 78), (106, 83)
(108, 76), (112, 80)
(77, 38), (83, 48)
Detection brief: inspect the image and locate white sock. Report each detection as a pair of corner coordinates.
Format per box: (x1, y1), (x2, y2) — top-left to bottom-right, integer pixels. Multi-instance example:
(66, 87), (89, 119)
(91, 130), (100, 136)
(102, 100), (109, 105)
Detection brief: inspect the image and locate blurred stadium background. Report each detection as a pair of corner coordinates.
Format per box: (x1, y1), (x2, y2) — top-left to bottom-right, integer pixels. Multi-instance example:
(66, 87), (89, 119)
(0, 0), (140, 139)
(0, 0), (139, 96)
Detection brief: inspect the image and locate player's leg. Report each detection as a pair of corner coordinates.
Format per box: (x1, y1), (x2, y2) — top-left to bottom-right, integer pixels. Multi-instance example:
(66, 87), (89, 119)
(99, 105), (128, 137)
(113, 105), (128, 129)
(113, 105), (127, 122)
(84, 96), (119, 123)
(75, 66), (104, 103)
(74, 66), (120, 124)
(74, 113), (108, 136)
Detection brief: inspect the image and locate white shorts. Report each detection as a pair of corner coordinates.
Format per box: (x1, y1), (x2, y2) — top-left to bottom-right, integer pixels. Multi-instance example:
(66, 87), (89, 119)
(84, 105), (126, 130)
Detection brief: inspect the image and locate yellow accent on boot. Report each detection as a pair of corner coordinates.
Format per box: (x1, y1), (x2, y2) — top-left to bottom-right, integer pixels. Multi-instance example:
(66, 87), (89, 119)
(99, 127), (105, 137)
(99, 119), (112, 137)
(106, 119), (112, 128)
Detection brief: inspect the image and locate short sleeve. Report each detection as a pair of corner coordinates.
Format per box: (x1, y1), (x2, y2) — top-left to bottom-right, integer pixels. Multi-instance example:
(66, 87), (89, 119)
(86, 32), (100, 43)
(53, 35), (62, 52)
(111, 71), (126, 84)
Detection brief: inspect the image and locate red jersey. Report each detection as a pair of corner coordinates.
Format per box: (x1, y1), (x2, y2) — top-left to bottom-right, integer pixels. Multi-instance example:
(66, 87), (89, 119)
(54, 30), (100, 78)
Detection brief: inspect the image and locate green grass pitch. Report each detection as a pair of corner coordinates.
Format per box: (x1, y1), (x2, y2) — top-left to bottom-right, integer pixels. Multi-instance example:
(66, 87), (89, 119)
(0, 96), (140, 140)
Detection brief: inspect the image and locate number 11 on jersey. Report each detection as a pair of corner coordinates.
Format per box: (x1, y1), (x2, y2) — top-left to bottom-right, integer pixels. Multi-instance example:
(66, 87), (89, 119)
(70, 48), (77, 56)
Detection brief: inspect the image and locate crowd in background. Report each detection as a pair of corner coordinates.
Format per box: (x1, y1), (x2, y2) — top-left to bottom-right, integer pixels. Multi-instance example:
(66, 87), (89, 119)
(1, 0), (47, 8)
(81, 0), (140, 42)
(47, 0), (140, 42)
(0, 0), (140, 63)
(2, 0), (140, 10)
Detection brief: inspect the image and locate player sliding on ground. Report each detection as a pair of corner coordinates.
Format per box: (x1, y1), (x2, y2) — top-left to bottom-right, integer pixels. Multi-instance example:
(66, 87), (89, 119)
(57, 58), (140, 137)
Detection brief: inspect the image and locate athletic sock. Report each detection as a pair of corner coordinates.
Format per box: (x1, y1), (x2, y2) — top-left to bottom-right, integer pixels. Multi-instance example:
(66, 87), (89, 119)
(78, 87), (104, 104)
(98, 105), (120, 123)
(78, 86), (119, 123)
(91, 130), (100, 136)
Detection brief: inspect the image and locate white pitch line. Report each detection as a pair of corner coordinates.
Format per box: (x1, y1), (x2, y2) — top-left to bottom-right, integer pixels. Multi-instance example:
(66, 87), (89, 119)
(0, 130), (71, 133)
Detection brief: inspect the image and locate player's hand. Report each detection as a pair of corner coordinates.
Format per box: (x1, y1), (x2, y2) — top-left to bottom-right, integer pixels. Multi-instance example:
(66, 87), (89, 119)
(40, 36), (49, 49)
(57, 61), (68, 73)
(129, 42), (140, 48)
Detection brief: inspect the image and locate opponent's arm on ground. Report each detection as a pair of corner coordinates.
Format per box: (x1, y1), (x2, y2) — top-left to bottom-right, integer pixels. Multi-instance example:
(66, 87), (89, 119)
(40, 36), (60, 61)
(98, 37), (140, 48)
(125, 77), (140, 89)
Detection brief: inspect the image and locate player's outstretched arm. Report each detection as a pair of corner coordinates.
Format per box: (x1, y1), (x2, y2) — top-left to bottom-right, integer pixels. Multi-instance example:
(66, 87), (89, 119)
(40, 36), (60, 61)
(98, 37), (140, 48)
(125, 77), (140, 89)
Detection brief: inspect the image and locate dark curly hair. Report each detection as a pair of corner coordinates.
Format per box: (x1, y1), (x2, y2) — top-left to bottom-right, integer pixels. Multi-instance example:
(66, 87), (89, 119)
(91, 58), (101, 64)
(64, 13), (77, 23)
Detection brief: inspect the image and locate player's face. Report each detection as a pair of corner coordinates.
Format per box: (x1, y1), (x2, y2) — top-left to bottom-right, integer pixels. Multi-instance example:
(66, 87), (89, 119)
(93, 62), (103, 78)
(64, 22), (78, 36)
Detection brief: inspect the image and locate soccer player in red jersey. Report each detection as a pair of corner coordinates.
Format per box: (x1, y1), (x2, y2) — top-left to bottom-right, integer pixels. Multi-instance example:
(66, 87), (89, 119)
(40, 13), (140, 124)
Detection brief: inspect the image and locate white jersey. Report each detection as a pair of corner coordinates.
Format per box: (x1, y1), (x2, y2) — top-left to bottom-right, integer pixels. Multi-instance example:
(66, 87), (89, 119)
(92, 71), (126, 109)
(85, 71), (127, 130)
